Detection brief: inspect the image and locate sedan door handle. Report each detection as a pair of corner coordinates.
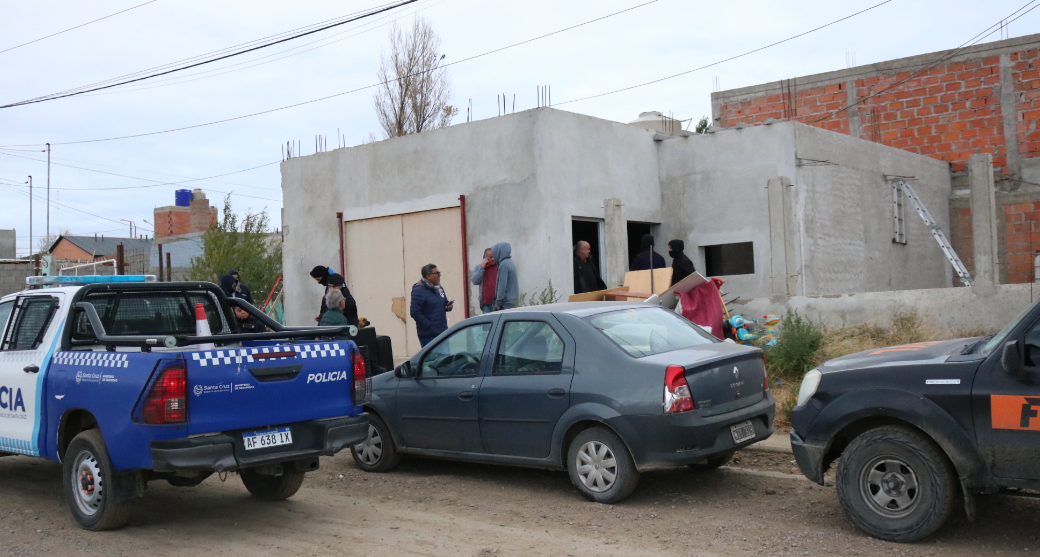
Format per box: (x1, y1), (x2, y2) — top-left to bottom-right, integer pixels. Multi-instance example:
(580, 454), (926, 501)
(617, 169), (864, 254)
(547, 388), (566, 398)
(23, 365), (39, 374)
(458, 391), (474, 401)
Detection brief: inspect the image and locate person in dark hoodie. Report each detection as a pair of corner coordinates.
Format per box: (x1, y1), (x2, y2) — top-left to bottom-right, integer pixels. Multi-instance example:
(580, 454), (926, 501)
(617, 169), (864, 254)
(573, 240), (606, 294)
(490, 242), (518, 311)
(630, 234), (665, 271)
(309, 265), (359, 326)
(228, 269), (254, 304)
(667, 239), (696, 286)
(219, 274), (243, 300)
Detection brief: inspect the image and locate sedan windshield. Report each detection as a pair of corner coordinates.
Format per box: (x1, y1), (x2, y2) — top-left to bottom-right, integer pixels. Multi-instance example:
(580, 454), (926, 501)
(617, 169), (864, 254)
(584, 307), (716, 358)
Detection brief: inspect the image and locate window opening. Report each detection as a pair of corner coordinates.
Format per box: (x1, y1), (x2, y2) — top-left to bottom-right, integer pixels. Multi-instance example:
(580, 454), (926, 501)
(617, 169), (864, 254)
(703, 242), (755, 276)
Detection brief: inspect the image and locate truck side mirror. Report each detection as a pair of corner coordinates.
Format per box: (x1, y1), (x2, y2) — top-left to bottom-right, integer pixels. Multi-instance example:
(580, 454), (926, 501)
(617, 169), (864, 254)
(1003, 340), (1025, 376)
(394, 361), (414, 379)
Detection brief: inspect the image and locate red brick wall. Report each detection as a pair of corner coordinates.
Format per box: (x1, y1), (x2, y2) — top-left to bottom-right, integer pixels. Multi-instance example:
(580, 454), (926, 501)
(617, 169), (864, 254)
(1014, 49), (1040, 163)
(1004, 201), (1040, 283)
(155, 208), (190, 239)
(716, 57), (1009, 173)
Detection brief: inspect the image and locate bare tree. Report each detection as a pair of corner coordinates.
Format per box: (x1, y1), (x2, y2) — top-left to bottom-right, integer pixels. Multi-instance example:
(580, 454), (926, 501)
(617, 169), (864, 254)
(373, 18), (456, 138)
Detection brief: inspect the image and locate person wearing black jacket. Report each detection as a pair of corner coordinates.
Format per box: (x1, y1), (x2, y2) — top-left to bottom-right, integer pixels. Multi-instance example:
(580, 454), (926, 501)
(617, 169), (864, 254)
(573, 241), (606, 294)
(309, 265), (359, 326)
(630, 234), (665, 271)
(667, 239), (696, 286)
(228, 269), (254, 304)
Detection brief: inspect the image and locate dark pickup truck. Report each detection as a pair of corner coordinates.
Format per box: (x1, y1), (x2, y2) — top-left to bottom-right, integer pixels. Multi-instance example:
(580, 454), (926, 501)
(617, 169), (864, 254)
(791, 301), (1040, 542)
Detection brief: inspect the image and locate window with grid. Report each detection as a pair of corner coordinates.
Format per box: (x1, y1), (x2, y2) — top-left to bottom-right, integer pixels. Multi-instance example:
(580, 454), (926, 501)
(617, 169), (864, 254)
(2, 297), (57, 351)
(71, 289), (228, 344)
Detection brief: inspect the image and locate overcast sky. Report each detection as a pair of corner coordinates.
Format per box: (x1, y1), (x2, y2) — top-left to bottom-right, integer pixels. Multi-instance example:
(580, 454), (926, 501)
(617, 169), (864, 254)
(0, 0), (1036, 256)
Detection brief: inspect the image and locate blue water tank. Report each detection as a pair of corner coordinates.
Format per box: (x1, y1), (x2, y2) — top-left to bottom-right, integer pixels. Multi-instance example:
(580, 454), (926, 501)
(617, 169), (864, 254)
(175, 189), (192, 207)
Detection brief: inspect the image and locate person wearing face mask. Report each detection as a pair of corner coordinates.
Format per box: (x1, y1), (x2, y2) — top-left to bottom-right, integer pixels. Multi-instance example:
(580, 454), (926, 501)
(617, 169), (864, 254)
(667, 239), (696, 286)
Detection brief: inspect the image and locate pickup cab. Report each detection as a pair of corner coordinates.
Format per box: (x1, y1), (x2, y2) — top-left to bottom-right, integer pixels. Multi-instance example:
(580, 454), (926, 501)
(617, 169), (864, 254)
(791, 299), (1040, 542)
(0, 276), (369, 530)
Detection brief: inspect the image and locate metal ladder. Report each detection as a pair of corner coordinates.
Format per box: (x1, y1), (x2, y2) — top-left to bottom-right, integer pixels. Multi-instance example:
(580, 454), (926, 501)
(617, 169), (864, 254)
(891, 178), (974, 286)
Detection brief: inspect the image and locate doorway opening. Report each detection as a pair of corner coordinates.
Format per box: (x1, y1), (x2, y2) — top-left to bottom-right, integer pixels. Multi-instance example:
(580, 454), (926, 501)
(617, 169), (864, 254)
(571, 218), (604, 281)
(626, 221), (658, 270)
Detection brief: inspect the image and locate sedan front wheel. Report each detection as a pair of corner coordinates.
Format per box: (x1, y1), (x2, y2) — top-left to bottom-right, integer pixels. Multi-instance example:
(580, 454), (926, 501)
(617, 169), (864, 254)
(567, 427), (639, 504)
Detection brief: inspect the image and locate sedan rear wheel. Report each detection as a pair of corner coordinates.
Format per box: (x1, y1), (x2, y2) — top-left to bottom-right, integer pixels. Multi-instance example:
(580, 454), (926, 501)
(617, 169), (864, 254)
(350, 415), (400, 473)
(567, 427), (639, 504)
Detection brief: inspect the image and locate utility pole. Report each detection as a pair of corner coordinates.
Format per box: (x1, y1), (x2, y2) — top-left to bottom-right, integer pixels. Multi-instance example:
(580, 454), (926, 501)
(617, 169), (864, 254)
(27, 175), (32, 259)
(46, 143), (51, 242)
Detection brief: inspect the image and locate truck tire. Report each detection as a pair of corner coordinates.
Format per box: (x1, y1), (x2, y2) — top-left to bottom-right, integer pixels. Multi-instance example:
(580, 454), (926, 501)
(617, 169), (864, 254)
(240, 467), (305, 501)
(836, 426), (957, 542)
(62, 429), (133, 531)
(688, 451), (734, 471)
(350, 414), (400, 473)
(567, 427), (640, 504)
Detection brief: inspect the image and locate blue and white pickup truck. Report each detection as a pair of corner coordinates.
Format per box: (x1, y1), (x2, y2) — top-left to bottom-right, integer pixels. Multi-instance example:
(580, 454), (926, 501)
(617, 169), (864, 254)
(0, 275), (369, 530)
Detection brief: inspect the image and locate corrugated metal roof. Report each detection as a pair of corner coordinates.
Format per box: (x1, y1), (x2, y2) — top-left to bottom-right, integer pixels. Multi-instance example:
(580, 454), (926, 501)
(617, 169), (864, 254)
(52, 235), (153, 257)
(150, 233), (204, 268)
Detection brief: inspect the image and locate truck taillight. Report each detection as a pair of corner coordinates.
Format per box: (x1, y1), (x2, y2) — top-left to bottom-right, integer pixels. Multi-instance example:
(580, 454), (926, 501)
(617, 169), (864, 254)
(142, 363), (187, 424)
(351, 350), (367, 406)
(663, 365), (694, 414)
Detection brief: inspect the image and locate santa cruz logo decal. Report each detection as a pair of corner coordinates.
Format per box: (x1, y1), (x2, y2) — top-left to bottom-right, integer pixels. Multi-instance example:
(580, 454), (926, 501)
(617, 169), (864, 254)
(193, 385), (204, 397)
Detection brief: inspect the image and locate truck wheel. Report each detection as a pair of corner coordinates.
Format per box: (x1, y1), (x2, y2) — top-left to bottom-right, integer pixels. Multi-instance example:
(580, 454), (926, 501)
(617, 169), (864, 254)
(350, 415), (400, 473)
(240, 467), (305, 501)
(567, 427), (640, 504)
(836, 426), (956, 542)
(688, 451), (734, 471)
(62, 429), (133, 531)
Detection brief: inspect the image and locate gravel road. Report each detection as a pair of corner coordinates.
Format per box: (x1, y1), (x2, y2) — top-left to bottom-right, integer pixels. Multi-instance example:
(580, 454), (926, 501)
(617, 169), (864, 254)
(0, 448), (1037, 557)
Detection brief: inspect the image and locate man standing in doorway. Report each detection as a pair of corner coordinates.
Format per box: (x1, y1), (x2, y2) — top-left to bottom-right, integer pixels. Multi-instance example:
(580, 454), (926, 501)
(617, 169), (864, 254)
(470, 248), (497, 314)
(491, 242), (518, 311)
(573, 241), (606, 294)
(631, 234), (665, 271)
(411, 263), (454, 347)
(667, 239), (696, 286)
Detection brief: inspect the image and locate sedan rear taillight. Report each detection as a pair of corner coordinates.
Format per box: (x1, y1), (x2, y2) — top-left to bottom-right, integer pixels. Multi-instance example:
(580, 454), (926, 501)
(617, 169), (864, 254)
(142, 362), (187, 424)
(351, 350), (367, 406)
(663, 365), (694, 414)
(762, 354), (769, 391)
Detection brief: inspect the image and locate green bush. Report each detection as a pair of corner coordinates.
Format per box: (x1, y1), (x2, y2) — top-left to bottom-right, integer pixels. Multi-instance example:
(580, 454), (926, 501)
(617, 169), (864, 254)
(517, 280), (563, 307)
(765, 311), (823, 383)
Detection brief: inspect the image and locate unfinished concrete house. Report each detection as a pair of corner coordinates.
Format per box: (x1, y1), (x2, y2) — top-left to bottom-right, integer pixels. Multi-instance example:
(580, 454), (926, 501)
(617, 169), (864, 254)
(281, 108), (954, 359)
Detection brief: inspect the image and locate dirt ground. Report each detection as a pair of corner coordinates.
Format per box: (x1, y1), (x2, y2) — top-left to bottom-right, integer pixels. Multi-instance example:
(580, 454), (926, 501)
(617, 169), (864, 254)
(0, 447), (1038, 557)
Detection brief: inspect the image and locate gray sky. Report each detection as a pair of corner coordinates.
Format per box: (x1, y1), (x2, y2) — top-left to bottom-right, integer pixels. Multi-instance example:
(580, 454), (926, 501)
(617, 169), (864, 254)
(0, 0), (1035, 256)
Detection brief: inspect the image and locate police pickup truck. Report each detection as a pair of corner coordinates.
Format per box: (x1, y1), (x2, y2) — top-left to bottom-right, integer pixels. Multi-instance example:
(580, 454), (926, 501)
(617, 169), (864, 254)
(0, 275), (368, 530)
(791, 301), (1040, 542)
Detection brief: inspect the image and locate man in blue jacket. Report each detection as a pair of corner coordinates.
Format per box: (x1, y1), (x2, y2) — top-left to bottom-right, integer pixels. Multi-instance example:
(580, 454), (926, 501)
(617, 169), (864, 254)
(410, 263), (454, 347)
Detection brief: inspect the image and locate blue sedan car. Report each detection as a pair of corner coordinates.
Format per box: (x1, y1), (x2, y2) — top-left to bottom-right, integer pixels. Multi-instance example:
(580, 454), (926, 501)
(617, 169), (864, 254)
(351, 302), (775, 503)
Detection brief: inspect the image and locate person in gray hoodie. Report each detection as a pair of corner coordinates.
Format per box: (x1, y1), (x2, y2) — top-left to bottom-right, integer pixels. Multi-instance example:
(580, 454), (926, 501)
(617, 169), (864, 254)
(490, 242), (519, 311)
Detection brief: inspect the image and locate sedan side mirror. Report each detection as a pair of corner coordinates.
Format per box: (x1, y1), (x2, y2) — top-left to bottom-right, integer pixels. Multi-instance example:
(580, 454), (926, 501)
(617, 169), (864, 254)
(394, 361), (414, 379)
(1003, 340), (1025, 376)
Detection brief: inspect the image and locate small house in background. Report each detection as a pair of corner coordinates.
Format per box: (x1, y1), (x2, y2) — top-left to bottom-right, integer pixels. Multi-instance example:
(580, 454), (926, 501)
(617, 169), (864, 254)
(47, 235), (153, 276)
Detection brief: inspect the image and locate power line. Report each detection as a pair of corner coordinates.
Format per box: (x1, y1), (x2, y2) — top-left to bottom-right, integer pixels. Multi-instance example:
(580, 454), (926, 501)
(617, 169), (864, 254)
(807, 0), (1040, 124)
(555, 0), (894, 106)
(1, 0), (663, 147)
(0, 0), (161, 56)
(0, 146), (278, 192)
(0, 182), (153, 232)
(79, 0), (451, 99)
(0, 151), (281, 201)
(1, 0), (420, 108)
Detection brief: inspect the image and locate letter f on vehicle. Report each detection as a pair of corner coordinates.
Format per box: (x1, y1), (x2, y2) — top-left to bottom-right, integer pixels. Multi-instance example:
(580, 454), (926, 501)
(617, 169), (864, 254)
(1020, 397), (1040, 428)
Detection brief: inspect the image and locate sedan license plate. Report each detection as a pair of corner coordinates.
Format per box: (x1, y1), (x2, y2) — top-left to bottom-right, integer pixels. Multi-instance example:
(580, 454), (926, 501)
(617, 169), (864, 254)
(243, 427), (292, 451)
(730, 420), (756, 444)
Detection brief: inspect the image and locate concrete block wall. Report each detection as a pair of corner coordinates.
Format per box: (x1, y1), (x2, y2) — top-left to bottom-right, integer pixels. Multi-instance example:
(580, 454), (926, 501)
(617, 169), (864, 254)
(0, 261), (31, 298)
(713, 34), (1040, 285)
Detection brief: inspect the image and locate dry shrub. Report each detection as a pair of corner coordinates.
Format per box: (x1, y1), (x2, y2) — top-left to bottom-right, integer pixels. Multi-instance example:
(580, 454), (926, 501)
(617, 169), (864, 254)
(768, 308), (994, 429)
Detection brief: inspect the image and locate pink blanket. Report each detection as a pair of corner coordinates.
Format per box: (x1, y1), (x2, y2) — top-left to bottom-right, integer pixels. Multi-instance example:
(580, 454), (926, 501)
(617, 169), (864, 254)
(678, 278), (725, 339)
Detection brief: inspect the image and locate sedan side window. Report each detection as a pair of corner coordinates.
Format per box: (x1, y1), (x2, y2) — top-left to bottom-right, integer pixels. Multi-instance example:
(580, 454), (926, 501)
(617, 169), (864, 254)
(420, 323), (492, 378)
(493, 321), (564, 375)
